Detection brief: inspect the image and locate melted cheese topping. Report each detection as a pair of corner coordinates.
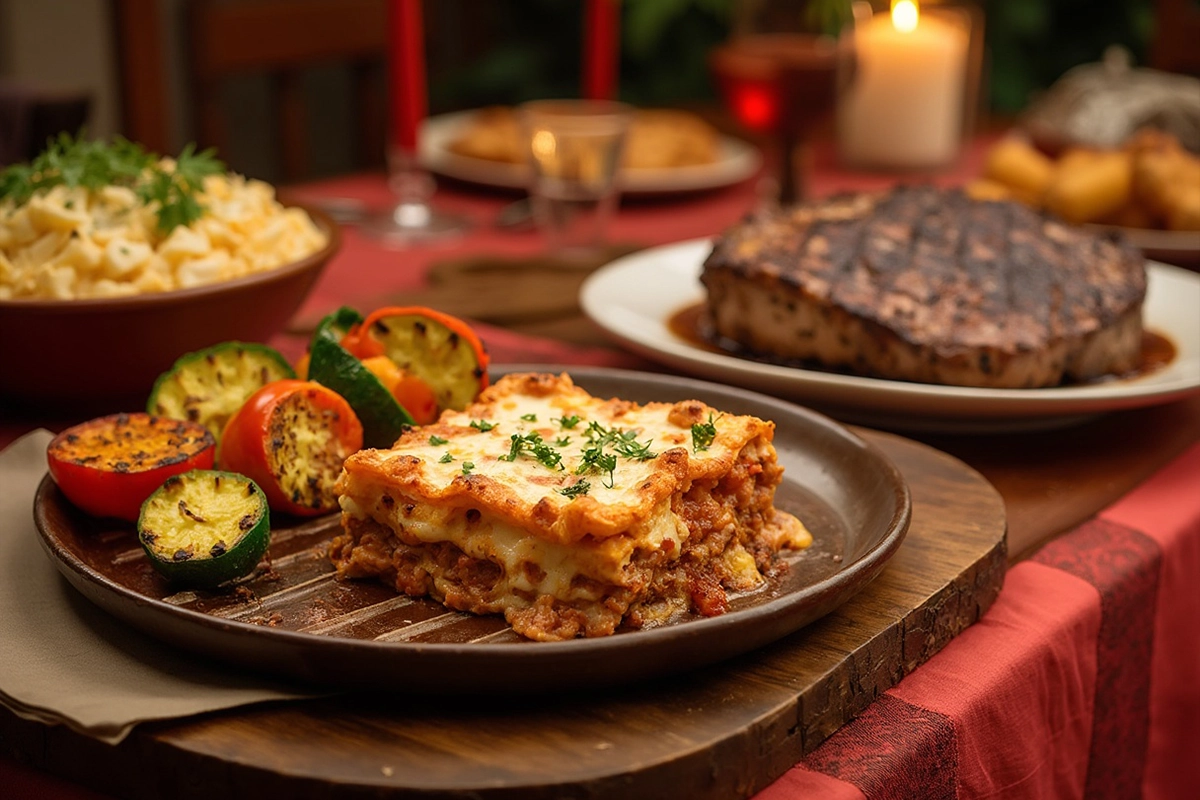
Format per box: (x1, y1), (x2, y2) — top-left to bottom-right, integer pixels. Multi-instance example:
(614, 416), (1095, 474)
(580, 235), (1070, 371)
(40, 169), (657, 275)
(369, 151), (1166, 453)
(336, 372), (787, 608)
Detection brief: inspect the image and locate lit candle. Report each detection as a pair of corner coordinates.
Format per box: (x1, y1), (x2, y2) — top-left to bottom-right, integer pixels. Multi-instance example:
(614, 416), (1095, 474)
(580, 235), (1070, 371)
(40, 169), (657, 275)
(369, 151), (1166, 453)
(583, 0), (619, 100)
(838, 0), (969, 169)
(388, 0), (426, 153)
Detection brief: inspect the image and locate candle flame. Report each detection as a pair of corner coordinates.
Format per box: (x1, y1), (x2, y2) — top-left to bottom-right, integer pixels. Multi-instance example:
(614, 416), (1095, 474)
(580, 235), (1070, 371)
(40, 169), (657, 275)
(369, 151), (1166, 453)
(531, 129), (557, 159)
(891, 0), (919, 33)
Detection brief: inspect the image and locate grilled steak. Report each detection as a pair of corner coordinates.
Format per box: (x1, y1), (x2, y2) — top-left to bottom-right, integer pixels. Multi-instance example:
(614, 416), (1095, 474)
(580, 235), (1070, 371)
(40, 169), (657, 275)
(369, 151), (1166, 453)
(701, 185), (1147, 388)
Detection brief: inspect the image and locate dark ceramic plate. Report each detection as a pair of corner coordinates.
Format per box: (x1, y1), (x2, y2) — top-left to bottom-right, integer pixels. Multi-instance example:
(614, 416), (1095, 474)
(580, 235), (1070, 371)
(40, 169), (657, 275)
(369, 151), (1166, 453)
(33, 367), (911, 694)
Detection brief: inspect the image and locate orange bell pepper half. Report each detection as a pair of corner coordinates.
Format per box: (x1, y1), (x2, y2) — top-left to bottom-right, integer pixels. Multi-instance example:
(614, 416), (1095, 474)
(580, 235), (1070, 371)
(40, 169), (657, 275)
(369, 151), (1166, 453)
(346, 306), (489, 413)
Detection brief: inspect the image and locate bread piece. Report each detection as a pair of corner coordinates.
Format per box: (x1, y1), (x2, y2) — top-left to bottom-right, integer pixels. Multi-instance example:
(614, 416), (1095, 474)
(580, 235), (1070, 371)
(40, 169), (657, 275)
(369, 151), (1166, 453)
(983, 137), (1054, 205)
(1044, 148), (1133, 224)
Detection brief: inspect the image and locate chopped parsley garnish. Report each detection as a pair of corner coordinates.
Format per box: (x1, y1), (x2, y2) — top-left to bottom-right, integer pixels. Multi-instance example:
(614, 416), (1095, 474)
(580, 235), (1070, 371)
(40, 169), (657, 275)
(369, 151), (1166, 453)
(691, 413), (719, 452)
(438, 452), (454, 463)
(612, 430), (656, 461)
(470, 419), (497, 432)
(566, 421), (658, 489)
(583, 422), (656, 461)
(558, 480), (591, 498)
(461, 461), (475, 474)
(554, 436), (571, 447)
(584, 420), (609, 442)
(520, 413), (537, 422)
(555, 414), (582, 429)
(500, 432), (563, 470)
(576, 445), (618, 488)
(499, 434), (526, 463)
(428, 435), (448, 446)
(0, 132), (225, 233)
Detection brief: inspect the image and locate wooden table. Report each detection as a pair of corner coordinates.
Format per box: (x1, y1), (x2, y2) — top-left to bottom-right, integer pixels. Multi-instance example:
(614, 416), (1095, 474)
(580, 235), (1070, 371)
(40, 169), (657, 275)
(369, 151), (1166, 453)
(1, 429), (1007, 799)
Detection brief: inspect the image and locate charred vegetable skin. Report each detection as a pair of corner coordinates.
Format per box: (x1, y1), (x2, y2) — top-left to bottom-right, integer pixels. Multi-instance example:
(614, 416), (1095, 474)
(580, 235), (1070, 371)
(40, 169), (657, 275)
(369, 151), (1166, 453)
(307, 310), (414, 448)
(218, 379), (363, 516)
(46, 413), (216, 521)
(352, 306), (490, 414)
(147, 342), (296, 442)
(138, 469), (270, 588)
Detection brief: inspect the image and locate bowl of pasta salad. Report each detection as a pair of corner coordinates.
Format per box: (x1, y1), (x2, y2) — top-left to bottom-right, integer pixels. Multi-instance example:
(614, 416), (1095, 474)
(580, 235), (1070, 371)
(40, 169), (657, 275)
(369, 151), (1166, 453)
(0, 135), (338, 409)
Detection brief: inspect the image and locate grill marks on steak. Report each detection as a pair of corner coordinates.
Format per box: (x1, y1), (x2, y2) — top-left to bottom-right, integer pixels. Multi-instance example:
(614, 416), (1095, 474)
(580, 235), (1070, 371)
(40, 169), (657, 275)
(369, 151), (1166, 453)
(701, 186), (1147, 388)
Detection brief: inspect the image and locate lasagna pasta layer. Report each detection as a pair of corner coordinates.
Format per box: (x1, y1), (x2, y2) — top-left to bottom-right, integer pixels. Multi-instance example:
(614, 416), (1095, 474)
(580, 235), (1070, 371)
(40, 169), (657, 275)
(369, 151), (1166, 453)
(332, 372), (810, 641)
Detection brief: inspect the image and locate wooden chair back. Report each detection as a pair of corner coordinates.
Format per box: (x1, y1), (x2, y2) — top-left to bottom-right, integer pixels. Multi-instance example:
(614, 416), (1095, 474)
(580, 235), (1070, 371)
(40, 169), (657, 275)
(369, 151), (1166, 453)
(113, 0), (389, 182)
(188, 0), (388, 182)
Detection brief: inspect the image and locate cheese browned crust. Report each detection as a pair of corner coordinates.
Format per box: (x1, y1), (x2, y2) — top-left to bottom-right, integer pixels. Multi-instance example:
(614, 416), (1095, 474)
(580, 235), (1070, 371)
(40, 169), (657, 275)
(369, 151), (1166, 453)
(331, 372), (810, 641)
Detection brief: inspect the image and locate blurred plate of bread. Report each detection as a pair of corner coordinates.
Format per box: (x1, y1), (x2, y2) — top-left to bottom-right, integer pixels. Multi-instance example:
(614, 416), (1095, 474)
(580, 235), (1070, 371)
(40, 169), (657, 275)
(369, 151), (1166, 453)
(419, 107), (761, 194)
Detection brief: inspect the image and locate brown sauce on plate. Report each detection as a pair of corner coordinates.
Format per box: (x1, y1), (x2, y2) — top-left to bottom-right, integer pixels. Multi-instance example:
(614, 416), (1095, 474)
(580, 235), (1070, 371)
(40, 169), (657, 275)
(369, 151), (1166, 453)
(668, 302), (1177, 386)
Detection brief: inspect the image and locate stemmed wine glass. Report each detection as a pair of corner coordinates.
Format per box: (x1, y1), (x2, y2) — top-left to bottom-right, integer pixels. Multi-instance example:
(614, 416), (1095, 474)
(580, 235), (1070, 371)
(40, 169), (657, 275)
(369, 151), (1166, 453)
(710, 31), (853, 206)
(362, 150), (470, 244)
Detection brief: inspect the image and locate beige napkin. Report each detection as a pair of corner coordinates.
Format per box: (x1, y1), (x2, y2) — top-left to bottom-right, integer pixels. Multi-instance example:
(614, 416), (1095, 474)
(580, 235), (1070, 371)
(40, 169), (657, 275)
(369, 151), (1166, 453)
(0, 430), (318, 744)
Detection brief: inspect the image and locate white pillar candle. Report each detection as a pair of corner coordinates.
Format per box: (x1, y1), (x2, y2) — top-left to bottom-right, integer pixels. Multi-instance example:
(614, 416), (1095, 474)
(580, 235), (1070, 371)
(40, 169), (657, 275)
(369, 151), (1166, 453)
(838, 1), (969, 169)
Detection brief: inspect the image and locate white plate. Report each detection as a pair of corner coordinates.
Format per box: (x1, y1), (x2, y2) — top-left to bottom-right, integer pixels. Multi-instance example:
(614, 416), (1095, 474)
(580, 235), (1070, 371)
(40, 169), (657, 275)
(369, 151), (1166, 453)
(580, 238), (1200, 432)
(419, 110), (762, 195)
(1089, 224), (1200, 269)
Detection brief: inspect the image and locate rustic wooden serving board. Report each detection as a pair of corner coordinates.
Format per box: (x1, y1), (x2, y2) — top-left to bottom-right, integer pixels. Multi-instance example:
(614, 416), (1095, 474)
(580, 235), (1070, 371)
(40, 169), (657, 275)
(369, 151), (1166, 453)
(2, 428), (1006, 800)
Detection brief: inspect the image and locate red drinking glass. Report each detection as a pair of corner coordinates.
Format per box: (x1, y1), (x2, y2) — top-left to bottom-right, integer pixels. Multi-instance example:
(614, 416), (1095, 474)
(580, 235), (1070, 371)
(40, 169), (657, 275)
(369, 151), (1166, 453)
(710, 33), (852, 204)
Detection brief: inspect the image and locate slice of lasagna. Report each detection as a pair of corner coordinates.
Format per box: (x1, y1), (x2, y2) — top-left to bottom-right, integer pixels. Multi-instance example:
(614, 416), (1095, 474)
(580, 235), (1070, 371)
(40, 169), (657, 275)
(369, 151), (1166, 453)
(331, 372), (811, 641)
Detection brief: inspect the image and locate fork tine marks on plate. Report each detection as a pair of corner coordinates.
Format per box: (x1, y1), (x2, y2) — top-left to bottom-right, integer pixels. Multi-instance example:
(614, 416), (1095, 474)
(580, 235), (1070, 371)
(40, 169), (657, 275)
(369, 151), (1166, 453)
(373, 612), (463, 642)
(213, 572), (335, 619)
(297, 594), (416, 635)
(112, 547), (145, 565)
(468, 627), (521, 644)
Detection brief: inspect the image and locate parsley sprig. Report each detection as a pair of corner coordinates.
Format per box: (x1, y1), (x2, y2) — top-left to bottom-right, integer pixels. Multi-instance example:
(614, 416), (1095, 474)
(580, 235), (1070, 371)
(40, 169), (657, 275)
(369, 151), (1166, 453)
(583, 421), (656, 461)
(0, 132), (224, 233)
(500, 432), (563, 470)
(576, 444), (618, 488)
(569, 421), (657, 490)
(691, 413), (720, 452)
(558, 480), (591, 498)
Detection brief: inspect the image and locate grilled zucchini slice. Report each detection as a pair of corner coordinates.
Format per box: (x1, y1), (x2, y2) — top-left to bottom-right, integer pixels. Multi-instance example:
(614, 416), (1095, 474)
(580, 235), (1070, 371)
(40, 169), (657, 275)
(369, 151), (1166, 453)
(307, 321), (413, 448)
(147, 342), (296, 442)
(137, 469), (270, 588)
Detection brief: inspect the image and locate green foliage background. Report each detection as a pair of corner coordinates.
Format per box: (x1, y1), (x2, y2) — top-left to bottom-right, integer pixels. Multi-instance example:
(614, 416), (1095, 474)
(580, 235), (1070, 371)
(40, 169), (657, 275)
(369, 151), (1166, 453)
(984, 0), (1154, 112)
(427, 0), (1157, 116)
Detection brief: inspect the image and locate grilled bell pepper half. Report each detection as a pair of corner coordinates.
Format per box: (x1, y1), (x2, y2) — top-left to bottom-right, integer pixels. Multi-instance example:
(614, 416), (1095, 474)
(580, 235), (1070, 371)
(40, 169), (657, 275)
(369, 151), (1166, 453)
(137, 469), (270, 588)
(307, 315), (414, 448)
(218, 379), (363, 516)
(360, 356), (439, 425)
(46, 413), (216, 521)
(348, 306), (489, 414)
(146, 341), (296, 442)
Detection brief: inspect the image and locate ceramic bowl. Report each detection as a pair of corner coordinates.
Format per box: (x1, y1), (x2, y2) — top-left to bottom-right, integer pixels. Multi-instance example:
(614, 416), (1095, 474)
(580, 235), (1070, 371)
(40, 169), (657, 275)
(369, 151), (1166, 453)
(0, 206), (339, 413)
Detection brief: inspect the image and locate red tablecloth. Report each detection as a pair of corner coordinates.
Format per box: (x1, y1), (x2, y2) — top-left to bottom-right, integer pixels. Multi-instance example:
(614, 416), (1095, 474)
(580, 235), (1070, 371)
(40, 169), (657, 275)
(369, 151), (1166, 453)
(760, 441), (1200, 800)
